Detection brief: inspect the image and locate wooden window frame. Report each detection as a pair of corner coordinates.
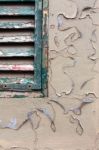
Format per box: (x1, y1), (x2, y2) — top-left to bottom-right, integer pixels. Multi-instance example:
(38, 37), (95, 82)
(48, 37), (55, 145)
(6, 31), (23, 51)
(0, 0), (48, 98)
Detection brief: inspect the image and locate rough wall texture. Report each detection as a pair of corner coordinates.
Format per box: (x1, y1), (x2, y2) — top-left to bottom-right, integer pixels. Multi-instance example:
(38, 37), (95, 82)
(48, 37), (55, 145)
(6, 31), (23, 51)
(0, 0), (99, 150)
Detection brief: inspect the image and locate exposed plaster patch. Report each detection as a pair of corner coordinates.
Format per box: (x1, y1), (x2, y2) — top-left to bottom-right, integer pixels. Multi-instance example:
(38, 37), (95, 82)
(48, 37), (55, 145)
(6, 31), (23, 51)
(50, 93), (95, 116)
(67, 93), (95, 115)
(51, 0), (78, 19)
(49, 55), (75, 96)
(67, 45), (77, 55)
(62, 0), (78, 19)
(37, 103), (56, 132)
(72, 0), (96, 17)
(0, 111), (41, 131)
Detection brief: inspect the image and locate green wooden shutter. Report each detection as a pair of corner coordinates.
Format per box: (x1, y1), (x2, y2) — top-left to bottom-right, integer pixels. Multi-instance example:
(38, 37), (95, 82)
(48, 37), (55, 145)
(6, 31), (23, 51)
(0, 0), (44, 92)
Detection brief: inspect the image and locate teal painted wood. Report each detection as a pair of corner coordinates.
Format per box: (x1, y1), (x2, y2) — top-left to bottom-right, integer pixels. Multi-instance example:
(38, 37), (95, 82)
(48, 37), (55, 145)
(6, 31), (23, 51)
(0, 21), (35, 29)
(0, 0), (47, 93)
(0, 78), (36, 91)
(33, 0), (42, 89)
(0, 49), (35, 57)
(41, 0), (49, 96)
(0, 34), (35, 43)
(0, 6), (35, 16)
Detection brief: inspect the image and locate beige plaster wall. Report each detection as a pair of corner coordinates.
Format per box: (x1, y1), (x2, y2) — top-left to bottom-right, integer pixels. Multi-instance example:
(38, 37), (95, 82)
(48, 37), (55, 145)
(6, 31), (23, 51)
(0, 0), (99, 150)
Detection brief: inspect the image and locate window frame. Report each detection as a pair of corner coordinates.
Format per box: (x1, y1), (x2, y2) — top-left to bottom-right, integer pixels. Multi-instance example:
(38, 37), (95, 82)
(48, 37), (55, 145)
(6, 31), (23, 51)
(0, 0), (48, 98)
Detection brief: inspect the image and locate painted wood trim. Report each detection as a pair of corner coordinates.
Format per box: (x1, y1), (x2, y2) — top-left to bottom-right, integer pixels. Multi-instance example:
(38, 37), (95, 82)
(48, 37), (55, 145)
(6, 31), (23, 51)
(0, 0), (49, 97)
(0, 35), (35, 43)
(33, 0), (42, 90)
(0, 49), (35, 57)
(0, 78), (36, 91)
(0, 6), (35, 16)
(0, 21), (35, 29)
(41, 0), (49, 96)
(0, 65), (34, 71)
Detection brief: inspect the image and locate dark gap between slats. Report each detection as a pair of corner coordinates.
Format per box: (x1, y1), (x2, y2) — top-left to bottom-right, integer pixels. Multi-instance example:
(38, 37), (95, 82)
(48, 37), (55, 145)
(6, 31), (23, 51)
(0, 71), (34, 78)
(0, 57), (34, 64)
(0, 16), (35, 19)
(0, 28), (35, 31)
(0, 1), (35, 5)
(0, 43), (34, 46)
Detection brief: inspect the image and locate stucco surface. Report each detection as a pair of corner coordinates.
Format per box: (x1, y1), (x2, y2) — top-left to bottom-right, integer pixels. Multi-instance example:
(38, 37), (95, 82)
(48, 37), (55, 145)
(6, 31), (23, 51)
(0, 0), (99, 149)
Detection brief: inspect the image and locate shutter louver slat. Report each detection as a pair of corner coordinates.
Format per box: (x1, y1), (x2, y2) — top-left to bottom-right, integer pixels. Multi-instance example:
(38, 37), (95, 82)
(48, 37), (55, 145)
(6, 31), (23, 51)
(0, 34), (35, 43)
(0, 21), (35, 29)
(0, 65), (34, 71)
(0, 49), (35, 57)
(0, 0), (42, 91)
(0, 5), (35, 16)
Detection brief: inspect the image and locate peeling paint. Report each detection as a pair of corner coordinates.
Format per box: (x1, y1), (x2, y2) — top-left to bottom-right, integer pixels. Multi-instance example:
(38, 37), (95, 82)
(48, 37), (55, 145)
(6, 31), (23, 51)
(0, 35), (34, 43)
(0, 0), (99, 149)
(69, 115), (83, 136)
(0, 5), (35, 16)
(0, 22), (35, 29)
(0, 65), (34, 71)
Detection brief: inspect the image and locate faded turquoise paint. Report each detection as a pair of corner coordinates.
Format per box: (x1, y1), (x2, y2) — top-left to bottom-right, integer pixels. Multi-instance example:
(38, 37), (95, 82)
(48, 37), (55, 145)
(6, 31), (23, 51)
(0, 6), (35, 16)
(0, 34), (35, 43)
(0, 0), (48, 97)
(0, 49), (35, 57)
(0, 22), (35, 29)
(33, 0), (42, 90)
(0, 78), (36, 91)
(41, 0), (48, 96)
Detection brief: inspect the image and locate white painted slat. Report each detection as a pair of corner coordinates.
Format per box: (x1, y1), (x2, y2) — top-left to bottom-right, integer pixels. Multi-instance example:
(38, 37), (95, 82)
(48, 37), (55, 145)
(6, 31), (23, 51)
(0, 65), (34, 71)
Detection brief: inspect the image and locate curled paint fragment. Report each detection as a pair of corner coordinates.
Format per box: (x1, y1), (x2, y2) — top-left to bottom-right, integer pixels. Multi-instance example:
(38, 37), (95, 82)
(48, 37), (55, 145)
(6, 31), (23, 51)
(64, 28), (81, 46)
(73, 0), (96, 17)
(54, 36), (60, 47)
(0, 111), (41, 130)
(37, 104), (56, 132)
(59, 0), (78, 19)
(69, 115), (83, 136)
(69, 94), (95, 115)
(80, 78), (94, 89)
(6, 118), (17, 129)
(50, 100), (67, 114)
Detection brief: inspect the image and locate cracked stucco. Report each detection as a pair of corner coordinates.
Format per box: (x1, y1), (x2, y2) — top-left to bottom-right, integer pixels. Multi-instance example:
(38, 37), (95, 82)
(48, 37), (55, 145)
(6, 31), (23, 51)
(0, 0), (99, 150)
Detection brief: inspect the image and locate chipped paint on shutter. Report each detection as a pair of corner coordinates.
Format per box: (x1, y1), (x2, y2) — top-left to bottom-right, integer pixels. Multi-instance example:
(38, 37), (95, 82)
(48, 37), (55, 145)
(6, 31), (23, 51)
(42, 0), (49, 96)
(0, 0), (48, 97)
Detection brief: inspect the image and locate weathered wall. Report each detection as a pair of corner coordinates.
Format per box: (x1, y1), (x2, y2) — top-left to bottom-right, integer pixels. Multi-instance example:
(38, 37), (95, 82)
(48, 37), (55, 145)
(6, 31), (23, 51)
(0, 0), (99, 150)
